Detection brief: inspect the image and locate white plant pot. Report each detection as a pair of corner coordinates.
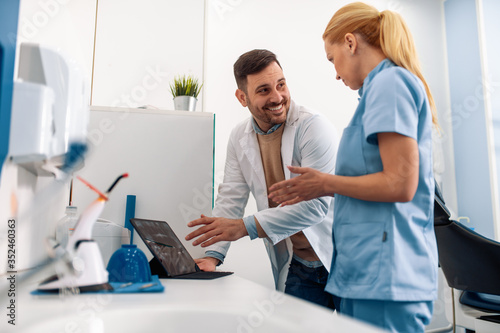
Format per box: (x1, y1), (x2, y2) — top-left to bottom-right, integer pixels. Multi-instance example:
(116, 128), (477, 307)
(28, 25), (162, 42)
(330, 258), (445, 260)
(173, 96), (197, 111)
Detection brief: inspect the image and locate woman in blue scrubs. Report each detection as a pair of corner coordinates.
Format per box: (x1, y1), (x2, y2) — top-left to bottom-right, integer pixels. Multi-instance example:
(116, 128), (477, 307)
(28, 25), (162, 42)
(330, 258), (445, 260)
(269, 2), (439, 332)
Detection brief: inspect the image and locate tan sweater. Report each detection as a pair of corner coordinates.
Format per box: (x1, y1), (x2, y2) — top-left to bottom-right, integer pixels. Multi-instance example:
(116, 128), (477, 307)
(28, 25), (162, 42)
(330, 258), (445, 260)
(256, 125), (319, 261)
(256, 125), (285, 208)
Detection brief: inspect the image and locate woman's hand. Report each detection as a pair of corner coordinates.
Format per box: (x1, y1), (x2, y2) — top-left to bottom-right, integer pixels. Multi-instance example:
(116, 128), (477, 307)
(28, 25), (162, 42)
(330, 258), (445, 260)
(268, 166), (329, 206)
(270, 133), (419, 205)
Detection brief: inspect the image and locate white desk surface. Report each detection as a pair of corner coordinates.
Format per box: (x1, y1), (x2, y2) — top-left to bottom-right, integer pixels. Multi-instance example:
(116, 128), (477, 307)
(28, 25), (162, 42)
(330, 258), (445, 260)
(7, 274), (385, 333)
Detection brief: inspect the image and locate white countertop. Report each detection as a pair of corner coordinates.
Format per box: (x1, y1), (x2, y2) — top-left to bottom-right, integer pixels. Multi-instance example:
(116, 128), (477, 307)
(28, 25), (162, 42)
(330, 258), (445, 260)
(4, 274), (385, 333)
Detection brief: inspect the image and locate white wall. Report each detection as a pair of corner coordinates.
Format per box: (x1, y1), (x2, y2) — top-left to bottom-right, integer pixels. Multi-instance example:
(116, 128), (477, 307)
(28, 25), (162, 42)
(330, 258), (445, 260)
(206, 0), (455, 210)
(16, 0), (206, 110)
(16, 0), (96, 87)
(2, 0), (457, 305)
(91, 0), (205, 110)
(483, 0), (500, 239)
(204, 0), (455, 290)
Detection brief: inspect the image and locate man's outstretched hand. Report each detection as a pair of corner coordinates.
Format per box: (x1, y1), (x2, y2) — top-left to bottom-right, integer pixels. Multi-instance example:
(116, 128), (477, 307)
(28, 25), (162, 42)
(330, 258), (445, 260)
(185, 214), (248, 247)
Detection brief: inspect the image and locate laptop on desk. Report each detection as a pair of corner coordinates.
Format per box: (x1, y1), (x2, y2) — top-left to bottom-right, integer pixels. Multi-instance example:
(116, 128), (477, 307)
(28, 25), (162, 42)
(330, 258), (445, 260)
(129, 218), (233, 280)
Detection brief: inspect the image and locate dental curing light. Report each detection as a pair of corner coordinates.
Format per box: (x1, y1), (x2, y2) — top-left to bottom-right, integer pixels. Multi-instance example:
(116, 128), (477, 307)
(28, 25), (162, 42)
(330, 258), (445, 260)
(37, 173), (129, 292)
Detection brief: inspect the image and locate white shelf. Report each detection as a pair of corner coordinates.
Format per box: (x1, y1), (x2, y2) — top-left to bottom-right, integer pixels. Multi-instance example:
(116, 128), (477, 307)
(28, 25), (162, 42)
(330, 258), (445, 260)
(90, 105), (213, 117)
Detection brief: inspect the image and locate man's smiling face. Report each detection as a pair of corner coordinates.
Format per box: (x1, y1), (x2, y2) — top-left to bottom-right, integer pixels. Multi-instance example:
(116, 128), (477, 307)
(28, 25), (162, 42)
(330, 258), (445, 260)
(235, 61), (291, 132)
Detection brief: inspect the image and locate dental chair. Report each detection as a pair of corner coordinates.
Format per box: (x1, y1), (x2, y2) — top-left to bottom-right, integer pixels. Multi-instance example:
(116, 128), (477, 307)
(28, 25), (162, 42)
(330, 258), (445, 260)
(434, 185), (500, 332)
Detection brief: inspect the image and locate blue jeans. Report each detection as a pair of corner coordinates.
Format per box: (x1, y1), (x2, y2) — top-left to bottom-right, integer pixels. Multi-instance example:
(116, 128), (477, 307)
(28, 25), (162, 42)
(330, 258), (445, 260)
(284, 256), (341, 310)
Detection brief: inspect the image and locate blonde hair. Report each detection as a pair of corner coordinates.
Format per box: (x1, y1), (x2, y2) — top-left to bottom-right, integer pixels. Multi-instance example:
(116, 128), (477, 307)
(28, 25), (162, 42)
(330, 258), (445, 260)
(323, 2), (439, 127)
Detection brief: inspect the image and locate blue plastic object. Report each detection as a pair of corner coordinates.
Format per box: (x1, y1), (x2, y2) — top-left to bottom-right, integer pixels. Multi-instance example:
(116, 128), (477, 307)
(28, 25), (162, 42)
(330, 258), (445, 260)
(60, 142), (88, 174)
(107, 244), (152, 283)
(125, 195), (136, 244)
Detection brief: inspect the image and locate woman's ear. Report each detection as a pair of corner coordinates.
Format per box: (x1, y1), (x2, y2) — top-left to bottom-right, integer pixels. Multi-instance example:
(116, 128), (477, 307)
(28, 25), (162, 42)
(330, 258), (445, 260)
(344, 33), (358, 55)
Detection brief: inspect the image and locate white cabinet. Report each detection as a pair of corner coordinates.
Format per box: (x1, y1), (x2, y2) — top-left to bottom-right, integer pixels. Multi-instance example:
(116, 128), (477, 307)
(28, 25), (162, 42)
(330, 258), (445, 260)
(72, 107), (214, 259)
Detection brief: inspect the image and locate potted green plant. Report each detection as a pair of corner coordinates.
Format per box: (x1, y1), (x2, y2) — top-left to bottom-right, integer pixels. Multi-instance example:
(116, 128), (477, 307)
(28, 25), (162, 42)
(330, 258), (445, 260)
(169, 75), (203, 111)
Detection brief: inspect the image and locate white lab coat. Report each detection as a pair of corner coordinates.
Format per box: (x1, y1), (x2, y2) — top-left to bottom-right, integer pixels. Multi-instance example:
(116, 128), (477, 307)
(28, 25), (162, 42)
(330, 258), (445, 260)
(208, 100), (338, 290)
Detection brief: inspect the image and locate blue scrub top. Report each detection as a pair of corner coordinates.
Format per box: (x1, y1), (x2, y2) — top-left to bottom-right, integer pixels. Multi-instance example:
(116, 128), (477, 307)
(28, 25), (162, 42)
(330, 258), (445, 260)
(325, 59), (438, 301)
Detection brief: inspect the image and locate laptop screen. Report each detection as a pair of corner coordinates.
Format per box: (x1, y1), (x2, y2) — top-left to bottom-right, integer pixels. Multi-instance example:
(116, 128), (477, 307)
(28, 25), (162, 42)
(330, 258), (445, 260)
(130, 218), (197, 277)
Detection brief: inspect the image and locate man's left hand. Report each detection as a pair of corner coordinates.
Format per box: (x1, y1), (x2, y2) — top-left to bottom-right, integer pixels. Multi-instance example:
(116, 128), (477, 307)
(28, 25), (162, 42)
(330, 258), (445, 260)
(185, 214), (248, 247)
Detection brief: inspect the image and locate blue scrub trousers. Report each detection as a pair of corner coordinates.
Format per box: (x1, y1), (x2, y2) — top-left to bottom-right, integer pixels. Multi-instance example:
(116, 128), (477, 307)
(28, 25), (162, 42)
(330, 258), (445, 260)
(340, 298), (434, 333)
(284, 257), (341, 310)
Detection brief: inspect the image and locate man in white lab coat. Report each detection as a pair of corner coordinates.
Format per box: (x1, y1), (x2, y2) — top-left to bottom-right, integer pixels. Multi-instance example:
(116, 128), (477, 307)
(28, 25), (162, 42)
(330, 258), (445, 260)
(186, 49), (339, 309)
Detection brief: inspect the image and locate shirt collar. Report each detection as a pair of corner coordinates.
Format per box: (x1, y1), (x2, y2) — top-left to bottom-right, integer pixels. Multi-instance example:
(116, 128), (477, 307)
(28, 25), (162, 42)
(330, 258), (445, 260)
(358, 58), (395, 98)
(251, 118), (283, 135)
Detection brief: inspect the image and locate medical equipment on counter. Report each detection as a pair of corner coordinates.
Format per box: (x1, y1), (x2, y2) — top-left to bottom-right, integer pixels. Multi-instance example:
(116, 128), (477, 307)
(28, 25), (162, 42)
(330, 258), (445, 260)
(38, 173), (128, 292)
(92, 218), (130, 266)
(55, 210), (130, 268)
(55, 205), (78, 249)
(55, 180), (130, 265)
(107, 244), (152, 283)
(8, 42), (89, 176)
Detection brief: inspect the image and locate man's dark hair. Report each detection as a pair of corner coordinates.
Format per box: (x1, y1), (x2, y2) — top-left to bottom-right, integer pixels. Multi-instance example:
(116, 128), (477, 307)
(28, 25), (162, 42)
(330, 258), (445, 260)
(233, 49), (282, 93)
